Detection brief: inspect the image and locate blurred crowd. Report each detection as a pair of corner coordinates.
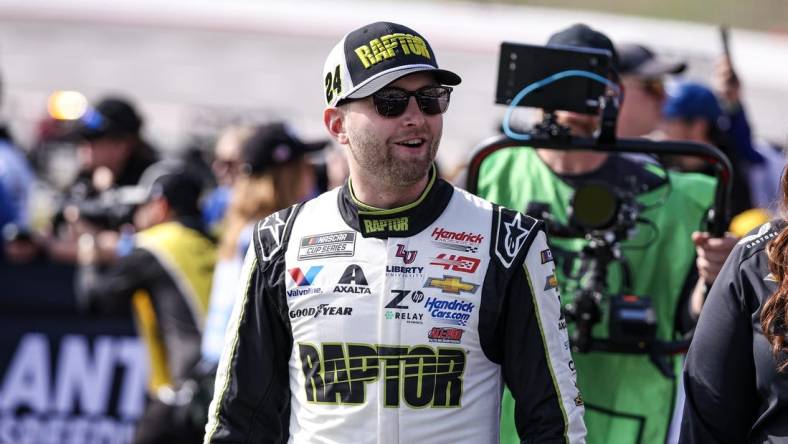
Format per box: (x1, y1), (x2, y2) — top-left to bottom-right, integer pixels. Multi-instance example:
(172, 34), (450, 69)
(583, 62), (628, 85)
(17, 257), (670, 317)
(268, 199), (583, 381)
(0, 27), (786, 444)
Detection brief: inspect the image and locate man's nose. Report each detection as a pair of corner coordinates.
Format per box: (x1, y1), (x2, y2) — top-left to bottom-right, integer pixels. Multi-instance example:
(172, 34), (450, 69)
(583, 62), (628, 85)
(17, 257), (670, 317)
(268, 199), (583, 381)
(400, 96), (426, 126)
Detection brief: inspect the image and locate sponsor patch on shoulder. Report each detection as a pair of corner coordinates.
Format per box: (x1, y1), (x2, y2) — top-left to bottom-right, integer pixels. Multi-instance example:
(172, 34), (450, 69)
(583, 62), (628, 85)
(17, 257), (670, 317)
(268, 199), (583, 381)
(739, 222), (778, 249)
(544, 274), (558, 291)
(495, 209), (533, 268)
(298, 231), (356, 260)
(540, 249), (553, 264)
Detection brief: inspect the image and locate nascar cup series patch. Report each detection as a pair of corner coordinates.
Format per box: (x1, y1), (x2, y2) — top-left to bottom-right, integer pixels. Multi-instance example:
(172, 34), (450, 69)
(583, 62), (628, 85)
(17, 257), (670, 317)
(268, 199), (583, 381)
(298, 231), (356, 260)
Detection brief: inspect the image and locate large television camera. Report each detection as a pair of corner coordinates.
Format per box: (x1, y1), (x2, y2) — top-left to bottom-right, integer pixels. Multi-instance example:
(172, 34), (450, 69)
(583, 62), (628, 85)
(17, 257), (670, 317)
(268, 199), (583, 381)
(54, 185), (147, 232)
(467, 42), (733, 377)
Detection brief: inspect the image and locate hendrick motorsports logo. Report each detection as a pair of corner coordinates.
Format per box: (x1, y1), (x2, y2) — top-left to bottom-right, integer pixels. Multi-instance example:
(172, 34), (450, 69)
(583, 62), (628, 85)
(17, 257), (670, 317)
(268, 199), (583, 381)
(298, 231), (356, 260)
(432, 241), (479, 254)
(289, 303), (353, 319)
(431, 227), (483, 244)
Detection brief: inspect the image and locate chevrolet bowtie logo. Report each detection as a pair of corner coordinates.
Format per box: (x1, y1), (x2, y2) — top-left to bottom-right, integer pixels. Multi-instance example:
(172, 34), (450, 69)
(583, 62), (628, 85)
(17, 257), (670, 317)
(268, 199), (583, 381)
(425, 275), (479, 295)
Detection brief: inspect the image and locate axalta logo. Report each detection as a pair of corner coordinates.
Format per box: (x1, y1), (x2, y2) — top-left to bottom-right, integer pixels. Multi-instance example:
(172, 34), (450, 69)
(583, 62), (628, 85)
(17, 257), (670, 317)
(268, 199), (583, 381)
(298, 342), (464, 407)
(431, 228), (483, 244)
(333, 264), (371, 294)
(353, 33), (431, 69)
(424, 297), (474, 326)
(424, 275), (479, 295)
(364, 217), (409, 234)
(428, 327), (464, 344)
(289, 303), (352, 319)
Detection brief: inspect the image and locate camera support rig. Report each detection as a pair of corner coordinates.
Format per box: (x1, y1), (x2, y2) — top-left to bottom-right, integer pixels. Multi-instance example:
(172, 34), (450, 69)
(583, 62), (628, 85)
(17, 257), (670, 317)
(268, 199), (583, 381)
(466, 107), (733, 378)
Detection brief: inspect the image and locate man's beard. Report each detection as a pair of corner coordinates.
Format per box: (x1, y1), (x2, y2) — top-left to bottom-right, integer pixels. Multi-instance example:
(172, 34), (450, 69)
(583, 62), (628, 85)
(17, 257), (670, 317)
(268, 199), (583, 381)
(346, 127), (439, 188)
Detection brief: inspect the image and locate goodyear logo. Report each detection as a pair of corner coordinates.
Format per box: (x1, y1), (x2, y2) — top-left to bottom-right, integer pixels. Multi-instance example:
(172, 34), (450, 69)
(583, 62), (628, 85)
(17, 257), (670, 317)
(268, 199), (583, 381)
(354, 33), (431, 69)
(363, 217), (409, 234)
(425, 275), (479, 295)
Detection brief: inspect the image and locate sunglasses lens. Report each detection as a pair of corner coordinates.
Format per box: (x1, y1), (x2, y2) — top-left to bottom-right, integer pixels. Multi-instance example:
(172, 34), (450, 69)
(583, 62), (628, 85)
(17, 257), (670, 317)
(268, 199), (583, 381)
(372, 86), (452, 117)
(416, 86), (451, 115)
(373, 89), (409, 117)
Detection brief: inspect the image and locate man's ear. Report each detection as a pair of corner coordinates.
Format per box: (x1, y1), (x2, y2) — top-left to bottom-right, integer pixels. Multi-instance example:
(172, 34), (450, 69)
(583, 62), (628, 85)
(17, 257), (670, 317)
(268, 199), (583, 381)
(691, 119), (709, 141)
(324, 107), (349, 145)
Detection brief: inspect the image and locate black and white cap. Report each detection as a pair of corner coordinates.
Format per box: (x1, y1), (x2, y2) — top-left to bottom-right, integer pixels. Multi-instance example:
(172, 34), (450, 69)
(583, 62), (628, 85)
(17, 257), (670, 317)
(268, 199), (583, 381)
(322, 21), (461, 107)
(616, 43), (687, 78)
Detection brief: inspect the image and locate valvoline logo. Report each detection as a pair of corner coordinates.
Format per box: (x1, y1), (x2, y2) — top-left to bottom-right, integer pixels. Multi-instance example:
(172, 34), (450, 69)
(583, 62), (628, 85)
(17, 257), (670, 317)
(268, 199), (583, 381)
(289, 266), (324, 286)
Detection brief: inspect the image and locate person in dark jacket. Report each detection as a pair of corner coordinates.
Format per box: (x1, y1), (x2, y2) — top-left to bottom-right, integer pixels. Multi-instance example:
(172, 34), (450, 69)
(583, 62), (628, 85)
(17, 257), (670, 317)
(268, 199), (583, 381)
(681, 167), (788, 442)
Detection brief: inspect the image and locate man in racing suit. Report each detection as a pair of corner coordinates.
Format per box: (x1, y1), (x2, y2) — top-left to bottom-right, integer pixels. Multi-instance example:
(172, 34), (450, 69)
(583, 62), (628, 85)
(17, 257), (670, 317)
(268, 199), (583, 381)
(204, 21), (585, 443)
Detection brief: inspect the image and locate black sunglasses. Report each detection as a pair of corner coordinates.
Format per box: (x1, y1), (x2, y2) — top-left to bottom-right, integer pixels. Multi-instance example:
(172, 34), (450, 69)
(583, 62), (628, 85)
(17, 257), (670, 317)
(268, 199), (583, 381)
(371, 85), (453, 118)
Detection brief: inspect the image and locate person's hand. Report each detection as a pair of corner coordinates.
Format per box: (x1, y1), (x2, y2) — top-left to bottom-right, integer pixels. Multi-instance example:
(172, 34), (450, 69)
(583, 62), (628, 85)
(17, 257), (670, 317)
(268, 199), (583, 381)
(692, 231), (738, 283)
(713, 56), (740, 107)
(95, 229), (120, 263)
(77, 233), (98, 266)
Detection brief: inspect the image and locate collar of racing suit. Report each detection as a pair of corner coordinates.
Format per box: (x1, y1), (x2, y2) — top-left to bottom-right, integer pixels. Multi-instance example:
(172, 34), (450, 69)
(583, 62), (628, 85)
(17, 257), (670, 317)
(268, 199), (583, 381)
(338, 164), (454, 239)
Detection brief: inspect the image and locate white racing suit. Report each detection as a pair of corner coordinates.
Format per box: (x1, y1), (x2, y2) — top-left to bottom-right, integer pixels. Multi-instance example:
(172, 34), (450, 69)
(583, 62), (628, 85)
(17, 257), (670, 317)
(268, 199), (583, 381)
(205, 169), (585, 443)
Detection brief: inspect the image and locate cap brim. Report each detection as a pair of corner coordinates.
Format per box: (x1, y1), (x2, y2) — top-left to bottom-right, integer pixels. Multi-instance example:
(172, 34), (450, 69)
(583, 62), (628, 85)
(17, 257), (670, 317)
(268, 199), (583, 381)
(342, 65), (461, 102)
(114, 185), (151, 206)
(69, 121), (104, 141)
(303, 139), (331, 153)
(633, 59), (687, 77)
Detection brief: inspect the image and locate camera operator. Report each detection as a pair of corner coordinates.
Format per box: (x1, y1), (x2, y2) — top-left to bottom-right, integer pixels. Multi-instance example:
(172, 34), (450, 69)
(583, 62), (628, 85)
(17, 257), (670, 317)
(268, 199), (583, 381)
(477, 24), (735, 444)
(47, 96), (157, 264)
(615, 43), (686, 139)
(76, 159), (215, 444)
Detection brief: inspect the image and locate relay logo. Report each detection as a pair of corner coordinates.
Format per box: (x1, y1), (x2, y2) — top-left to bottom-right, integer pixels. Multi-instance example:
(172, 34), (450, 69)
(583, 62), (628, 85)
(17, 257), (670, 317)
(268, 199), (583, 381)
(289, 266), (323, 286)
